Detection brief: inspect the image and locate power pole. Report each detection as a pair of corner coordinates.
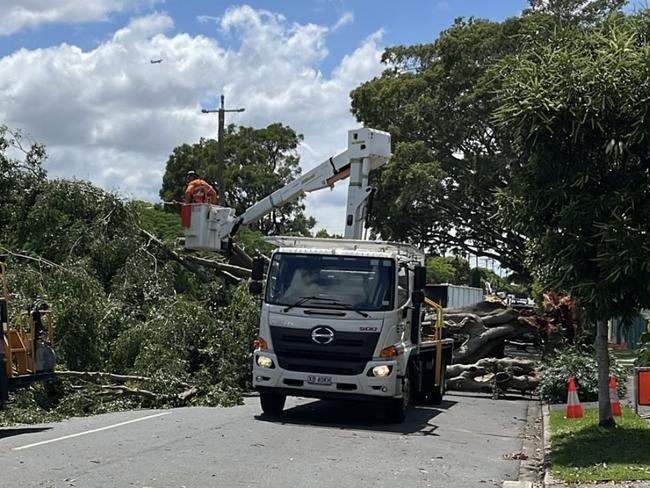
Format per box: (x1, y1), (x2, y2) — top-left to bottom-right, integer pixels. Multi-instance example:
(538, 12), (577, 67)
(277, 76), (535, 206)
(201, 94), (245, 206)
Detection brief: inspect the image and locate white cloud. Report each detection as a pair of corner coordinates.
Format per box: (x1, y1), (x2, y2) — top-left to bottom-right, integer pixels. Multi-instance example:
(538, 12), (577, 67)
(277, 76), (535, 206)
(0, 6), (385, 234)
(0, 0), (160, 36)
(196, 15), (219, 25)
(331, 12), (354, 32)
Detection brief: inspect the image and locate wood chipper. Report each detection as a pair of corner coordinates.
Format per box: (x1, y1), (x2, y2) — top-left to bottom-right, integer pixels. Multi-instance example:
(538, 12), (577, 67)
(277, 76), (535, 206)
(0, 257), (56, 408)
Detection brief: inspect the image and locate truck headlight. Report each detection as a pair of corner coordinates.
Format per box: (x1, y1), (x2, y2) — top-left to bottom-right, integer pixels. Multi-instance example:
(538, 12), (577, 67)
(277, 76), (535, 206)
(370, 365), (392, 377)
(256, 355), (274, 368)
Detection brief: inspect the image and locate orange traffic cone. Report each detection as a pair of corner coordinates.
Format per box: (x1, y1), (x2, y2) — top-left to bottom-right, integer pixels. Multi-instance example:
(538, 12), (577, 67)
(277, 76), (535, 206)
(609, 376), (622, 416)
(566, 377), (584, 419)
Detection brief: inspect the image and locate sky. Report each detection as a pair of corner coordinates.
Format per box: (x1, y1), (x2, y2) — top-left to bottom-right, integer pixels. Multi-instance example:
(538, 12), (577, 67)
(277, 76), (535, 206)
(0, 0), (530, 234)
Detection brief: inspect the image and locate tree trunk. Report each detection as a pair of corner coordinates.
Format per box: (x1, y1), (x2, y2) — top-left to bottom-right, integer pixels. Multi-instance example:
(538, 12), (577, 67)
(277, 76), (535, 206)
(595, 318), (615, 427)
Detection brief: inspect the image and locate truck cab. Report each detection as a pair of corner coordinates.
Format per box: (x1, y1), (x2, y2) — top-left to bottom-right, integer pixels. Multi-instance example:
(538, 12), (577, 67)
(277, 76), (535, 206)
(251, 237), (453, 422)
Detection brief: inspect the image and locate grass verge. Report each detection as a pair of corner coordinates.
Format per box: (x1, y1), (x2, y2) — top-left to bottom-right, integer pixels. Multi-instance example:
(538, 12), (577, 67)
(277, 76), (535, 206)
(550, 407), (650, 483)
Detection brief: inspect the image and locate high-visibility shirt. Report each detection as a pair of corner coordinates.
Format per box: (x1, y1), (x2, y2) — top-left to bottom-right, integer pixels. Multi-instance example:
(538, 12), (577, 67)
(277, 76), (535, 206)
(184, 179), (218, 204)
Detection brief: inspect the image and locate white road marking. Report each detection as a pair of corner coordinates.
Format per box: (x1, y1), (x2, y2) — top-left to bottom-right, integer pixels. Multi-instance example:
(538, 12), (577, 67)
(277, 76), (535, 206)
(12, 411), (171, 451)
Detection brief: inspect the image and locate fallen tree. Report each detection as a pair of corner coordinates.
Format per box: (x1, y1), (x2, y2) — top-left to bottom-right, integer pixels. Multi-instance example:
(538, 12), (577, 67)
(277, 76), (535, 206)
(57, 370), (201, 407)
(425, 298), (539, 366)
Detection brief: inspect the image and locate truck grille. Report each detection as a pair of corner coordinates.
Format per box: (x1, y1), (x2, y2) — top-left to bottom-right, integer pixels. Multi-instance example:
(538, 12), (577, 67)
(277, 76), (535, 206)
(270, 326), (380, 376)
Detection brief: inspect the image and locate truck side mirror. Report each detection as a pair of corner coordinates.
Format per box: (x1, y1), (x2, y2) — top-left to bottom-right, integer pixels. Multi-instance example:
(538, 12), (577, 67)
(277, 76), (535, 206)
(251, 256), (265, 281)
(249, 256), (265, 296)
(414, 265), (426, 291)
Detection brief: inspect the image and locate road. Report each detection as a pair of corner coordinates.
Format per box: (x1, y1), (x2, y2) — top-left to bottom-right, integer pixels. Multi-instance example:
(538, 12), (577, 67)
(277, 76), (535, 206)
(0, 392), (529, 488)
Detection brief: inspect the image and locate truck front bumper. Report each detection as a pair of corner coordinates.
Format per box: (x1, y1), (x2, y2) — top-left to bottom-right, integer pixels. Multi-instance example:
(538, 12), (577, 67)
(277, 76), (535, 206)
(252, 351), (400, 399)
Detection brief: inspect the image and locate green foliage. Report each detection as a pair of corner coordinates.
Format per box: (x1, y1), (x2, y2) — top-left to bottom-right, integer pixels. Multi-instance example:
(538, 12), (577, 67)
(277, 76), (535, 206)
(0, 381), (143, 427)
(495, 11), (650, 322)
(636, 330), (650, 367)
(15, 180), (136, 264)
(476, 268), (528, 295)
(236, 226), (275, 256)
(314, 229), (342, 239)
(132, 200), (183, 242)
(0, 125), (47, 236)
(426, 256), (470, 285)
(204, 285), (261, 391)
(350, 19), (527, 273)
(539, 348), (628, 403)
(0, 126), (268, 423)
(159, 123), (315, 236)
(6, 261), (109, 371)
(525, 0), (627, 24)
(46, 265), (110, 371)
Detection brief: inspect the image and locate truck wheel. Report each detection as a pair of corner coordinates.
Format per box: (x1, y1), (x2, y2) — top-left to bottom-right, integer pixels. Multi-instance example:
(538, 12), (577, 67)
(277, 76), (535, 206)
(387, 374), (411, 423)
(260, 392), (286, 415)
(429, 361), (446, 406)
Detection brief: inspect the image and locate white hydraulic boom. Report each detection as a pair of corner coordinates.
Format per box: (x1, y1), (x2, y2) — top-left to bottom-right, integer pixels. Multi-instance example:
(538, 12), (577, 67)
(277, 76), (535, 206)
(184, 128), (391, 251)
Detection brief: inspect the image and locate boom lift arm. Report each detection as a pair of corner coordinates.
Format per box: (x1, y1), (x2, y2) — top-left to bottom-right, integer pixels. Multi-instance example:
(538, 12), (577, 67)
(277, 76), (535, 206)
(184, 128), (391, 251)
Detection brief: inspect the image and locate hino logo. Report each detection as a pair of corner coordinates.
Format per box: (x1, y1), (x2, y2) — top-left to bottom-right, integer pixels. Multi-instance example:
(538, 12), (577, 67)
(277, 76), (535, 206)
(311, 326), (335, 345)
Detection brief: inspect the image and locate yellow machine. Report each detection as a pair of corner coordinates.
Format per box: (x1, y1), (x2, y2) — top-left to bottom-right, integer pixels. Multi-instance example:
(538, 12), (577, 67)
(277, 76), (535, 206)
(0, 259), (55, 407)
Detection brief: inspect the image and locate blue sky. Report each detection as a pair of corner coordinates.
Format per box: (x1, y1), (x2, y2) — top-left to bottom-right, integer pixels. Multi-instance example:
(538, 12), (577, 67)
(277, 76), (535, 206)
(0, 0), (529, 233)
(1, 2), (529, 74)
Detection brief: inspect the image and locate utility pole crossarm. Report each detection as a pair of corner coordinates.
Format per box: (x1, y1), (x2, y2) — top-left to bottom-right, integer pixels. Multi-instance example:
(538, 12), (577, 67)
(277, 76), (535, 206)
(201, 94), (245, 206)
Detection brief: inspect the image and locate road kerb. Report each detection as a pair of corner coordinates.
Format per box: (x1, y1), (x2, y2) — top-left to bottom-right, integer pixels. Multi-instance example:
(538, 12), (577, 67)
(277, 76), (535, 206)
(518, 398), (543, 484)
(541, 403), (564, 487)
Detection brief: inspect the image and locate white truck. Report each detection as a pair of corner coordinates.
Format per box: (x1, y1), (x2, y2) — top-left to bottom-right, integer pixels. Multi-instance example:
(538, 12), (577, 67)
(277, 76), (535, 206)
(184, 128), (453, 422)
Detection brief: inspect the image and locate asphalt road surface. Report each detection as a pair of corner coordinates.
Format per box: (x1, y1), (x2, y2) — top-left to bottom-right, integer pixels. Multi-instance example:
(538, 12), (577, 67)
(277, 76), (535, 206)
(0, 392), (529, 488)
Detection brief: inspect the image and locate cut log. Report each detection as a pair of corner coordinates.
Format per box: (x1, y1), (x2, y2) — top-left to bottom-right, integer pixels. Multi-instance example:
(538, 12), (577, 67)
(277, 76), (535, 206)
(446, 358), (537, 378)
(445, 358), (539, 396)
(177, 386), (200, 402)
(445, 316), (537, 365)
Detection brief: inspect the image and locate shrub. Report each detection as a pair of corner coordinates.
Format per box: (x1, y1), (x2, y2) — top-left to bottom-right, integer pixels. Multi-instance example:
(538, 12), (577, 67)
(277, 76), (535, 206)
(637, 331), (650, 367)
(539, 348), (628, 403)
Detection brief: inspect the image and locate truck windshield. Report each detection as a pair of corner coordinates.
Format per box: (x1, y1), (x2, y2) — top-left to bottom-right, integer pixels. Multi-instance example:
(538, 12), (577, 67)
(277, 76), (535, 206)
(266, 253), (395, 311)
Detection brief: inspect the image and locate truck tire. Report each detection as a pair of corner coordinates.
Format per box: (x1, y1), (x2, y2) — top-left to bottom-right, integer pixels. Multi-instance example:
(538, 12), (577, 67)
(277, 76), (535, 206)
(387, 374), (411, 423)
(260, 392), (286, 415)
(428, 360), (446, 406)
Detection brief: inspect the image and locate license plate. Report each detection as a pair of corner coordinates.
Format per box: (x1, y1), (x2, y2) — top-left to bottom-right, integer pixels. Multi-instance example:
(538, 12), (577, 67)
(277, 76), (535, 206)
(307, 375), (332, 386)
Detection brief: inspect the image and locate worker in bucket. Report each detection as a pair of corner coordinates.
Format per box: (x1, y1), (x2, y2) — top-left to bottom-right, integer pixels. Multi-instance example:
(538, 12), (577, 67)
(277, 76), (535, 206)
(184, 170), (218, 205)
